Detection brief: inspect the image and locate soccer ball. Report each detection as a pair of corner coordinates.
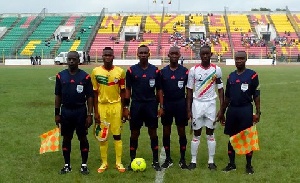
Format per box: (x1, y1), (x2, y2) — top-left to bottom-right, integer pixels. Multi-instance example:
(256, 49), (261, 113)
(131, 158), (147, 172)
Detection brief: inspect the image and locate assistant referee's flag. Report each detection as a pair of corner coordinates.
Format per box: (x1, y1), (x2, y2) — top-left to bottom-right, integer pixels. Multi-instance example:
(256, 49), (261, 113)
(230, 125), (259, 155)
(39, 128), (60, 154)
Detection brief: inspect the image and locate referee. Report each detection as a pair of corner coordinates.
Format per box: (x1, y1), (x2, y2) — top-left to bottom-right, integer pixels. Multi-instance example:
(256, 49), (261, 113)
(55, 51), (94, 175)
(220, 51), (261, 174)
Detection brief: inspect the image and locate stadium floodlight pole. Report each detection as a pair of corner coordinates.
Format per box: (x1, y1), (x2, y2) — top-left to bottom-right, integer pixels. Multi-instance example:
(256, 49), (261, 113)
(157, 2), (165, 57)
(2, 49), (4, 63)
(265, 40), (268, 58)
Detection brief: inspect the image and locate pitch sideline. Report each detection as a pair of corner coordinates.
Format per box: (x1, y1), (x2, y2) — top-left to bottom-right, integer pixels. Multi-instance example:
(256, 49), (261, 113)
(155, 147), (166, 183)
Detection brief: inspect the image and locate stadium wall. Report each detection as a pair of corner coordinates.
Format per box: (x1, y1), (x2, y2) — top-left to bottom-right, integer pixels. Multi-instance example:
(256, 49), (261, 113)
(5, 59), (54, 65)
(4, 59), (276, 66)
(226, 59), (275, 65)
(4, 59), (162, 66)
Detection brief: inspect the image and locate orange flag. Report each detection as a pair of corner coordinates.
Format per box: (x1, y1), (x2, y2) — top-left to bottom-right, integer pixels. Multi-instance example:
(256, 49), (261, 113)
(230, 125), (259, 155)
(39, 128), (60, 154)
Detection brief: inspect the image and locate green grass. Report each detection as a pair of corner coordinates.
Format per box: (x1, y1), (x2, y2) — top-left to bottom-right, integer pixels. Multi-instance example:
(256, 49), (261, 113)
(0, 64), (299, 183)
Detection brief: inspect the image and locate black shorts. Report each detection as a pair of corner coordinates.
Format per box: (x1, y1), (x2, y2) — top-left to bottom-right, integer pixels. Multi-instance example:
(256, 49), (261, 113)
(161, 98), (188, 127)
(224, 104), (253, 136)
(129, 100), (158, 130)
(60, 105), (88, 137)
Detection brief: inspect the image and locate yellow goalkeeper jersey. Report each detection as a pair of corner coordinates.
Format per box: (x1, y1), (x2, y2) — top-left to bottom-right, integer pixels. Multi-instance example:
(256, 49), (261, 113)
(91, 66), (125, 104)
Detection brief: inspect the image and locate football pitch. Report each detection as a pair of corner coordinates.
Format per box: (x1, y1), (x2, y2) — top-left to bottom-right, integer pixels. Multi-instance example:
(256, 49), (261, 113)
(0, 63), (299, 183)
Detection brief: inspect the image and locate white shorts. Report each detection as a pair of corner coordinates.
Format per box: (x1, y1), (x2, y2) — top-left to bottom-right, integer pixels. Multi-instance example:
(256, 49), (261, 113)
(191, 99), (216, 130)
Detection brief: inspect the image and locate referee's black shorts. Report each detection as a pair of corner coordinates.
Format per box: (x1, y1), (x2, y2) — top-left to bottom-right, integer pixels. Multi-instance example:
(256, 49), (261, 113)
(129, 100), (158, 130)
(224, 104), (253, 136)
(60, 105), (88, 137)
(161, 98), (188, 127)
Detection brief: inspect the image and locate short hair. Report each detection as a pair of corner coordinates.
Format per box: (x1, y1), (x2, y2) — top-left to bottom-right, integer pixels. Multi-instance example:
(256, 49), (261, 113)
(169, 46), (180, 53)
(235, 51), (247, 58)
(137, 45), (150, 52)
(139, 45), (148, 49)
(67, 51), (80, 59)
(200, 45), (211, 52)
(103, 47), (114, 51)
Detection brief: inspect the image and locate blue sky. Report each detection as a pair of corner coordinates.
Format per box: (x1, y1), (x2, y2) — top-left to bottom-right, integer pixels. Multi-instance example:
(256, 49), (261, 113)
(0, 0), (298, 14)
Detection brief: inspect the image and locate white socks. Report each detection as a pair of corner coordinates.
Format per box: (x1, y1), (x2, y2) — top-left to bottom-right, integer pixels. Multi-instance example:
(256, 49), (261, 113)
(190, 134), (216, 164)
(207, 134), (216, 164)
(190, 135), (200, 163)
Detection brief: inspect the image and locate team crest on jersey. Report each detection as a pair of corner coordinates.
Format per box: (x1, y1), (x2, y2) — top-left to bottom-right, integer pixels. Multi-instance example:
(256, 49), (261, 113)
(178, 81), (184, 89)
(76, 85), (84, 93)
(149, 79), (155, 87)
(241, 83), (248, 92)
(114, 78), (119, 83)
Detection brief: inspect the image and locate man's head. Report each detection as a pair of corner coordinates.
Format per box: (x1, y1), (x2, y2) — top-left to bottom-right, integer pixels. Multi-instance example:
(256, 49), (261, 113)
(234, 51), (247, 70)
(67, 51), (80, 71)
(168, 46), (181, 64)
(137, 45), (150, 62)
(200, 45), (212, 65)
(102, 47), (114, 66)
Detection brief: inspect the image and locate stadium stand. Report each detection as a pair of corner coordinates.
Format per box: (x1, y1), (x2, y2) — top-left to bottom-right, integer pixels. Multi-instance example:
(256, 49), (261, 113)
(270, 14), (299, 57)
(90, 33), (125, 58)
(227, 14), (268, 58)
(250, 14), (269, 25)
(55, 16), (99, 55)
(20, 16), (36, 28)
(98, 15), (123, 33)
(89, 15), (125, 58)
(189, 14), (204, 26)
(19, 16), (64, 57)
(1, 10), (300, 61)
(125, 15), (142, 26)
(65, 15), (80, 26)
(0, 17), (18, 28)
(0, 17), (21, 56)
(207, 14), (232, 58)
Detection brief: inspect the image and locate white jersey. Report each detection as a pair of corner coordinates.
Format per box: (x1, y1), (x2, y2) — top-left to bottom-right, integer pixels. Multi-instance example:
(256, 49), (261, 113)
(187, 63), (223, 101)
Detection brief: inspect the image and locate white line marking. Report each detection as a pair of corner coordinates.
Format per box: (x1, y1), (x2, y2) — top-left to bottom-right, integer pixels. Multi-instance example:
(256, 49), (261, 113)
(48, 76), (56, 81)
(155, 147), (166, 183)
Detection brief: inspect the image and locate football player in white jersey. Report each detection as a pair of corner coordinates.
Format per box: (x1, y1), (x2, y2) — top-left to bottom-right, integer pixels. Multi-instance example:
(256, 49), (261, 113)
(186, 45), (224, 170)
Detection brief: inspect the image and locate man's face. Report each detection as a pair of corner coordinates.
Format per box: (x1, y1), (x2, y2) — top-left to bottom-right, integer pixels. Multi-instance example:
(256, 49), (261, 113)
(137, 47), (150, 61)
(168, 47), (181, 64)
(200, 47), (212, 64)
(67, 52), (79, 70)
(102, 50), (114, 64)
(235, 52), (247, 69)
